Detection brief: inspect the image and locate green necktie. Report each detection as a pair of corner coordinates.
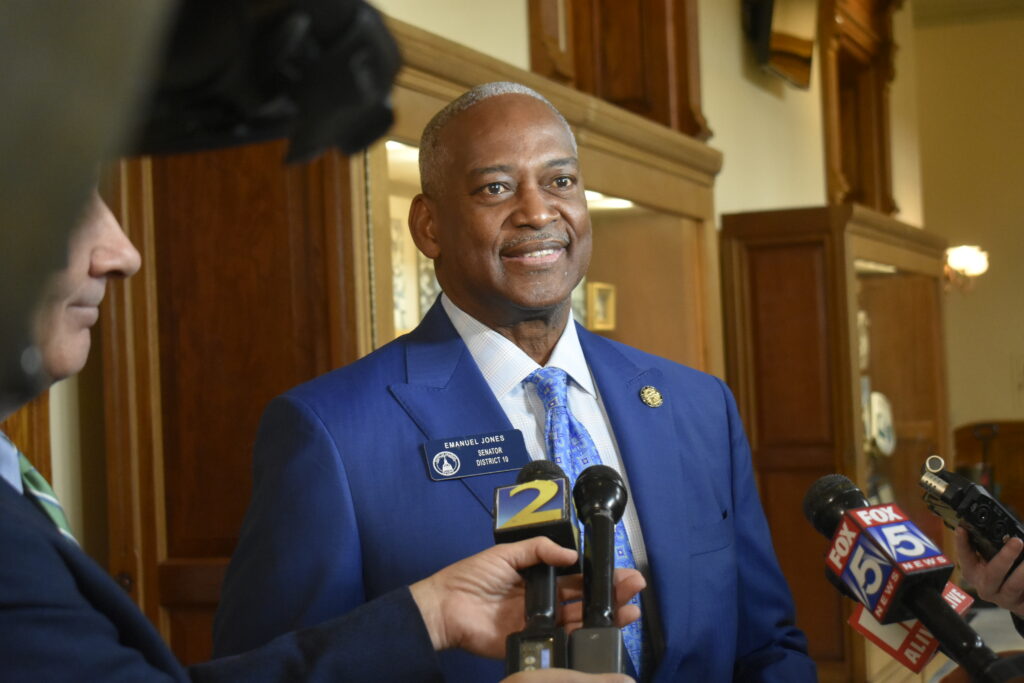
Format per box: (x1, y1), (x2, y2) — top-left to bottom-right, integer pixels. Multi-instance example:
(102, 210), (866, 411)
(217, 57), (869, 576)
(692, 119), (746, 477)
(18, 452), (78, 545)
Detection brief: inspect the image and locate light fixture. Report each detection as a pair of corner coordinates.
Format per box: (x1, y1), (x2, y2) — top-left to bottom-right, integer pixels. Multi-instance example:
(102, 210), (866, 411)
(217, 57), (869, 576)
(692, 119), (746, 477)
(585, 190), (634, 210)
(384, 139), (419, 164)
(944, 245), (989, 291)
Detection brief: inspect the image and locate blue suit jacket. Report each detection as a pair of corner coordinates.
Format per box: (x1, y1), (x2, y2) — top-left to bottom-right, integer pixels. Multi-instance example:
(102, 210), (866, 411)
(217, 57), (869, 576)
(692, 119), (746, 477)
(215, 301), (815, 682)
(0, 470), (441, 681)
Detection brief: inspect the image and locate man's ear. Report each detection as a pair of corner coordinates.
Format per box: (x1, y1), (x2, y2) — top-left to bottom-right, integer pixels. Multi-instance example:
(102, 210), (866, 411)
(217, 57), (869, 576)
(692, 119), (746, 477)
(408, 194), (441, 259)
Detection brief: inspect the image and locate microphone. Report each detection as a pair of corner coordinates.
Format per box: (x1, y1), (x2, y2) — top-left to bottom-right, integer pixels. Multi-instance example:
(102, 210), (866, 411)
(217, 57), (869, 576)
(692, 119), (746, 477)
(570, 465), (628, 674)
(493, 460), (575, 672)
(803, 474), (1009, 680)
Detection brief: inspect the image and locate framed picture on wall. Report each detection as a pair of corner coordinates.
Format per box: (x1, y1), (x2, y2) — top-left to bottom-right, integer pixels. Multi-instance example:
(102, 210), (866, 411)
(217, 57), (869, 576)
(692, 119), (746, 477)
(586, 281), (616, 331)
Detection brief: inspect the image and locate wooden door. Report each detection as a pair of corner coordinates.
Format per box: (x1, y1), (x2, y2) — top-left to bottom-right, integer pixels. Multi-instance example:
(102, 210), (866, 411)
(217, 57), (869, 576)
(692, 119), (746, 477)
(102, 143), (361, 664)
(0, 392), (51, 479)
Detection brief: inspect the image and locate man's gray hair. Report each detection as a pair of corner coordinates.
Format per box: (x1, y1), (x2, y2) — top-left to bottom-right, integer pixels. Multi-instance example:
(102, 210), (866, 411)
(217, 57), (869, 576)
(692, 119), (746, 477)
(417, 81), (577, 197)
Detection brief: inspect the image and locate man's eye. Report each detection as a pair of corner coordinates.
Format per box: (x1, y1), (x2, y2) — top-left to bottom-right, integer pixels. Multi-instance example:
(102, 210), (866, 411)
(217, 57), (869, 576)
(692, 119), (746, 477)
(484, 182), (505, 195)
(553, 176), (574, 189)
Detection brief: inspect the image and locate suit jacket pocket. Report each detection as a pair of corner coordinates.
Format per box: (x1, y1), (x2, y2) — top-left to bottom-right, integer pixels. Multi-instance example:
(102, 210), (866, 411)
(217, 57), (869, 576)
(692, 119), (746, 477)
(687, 510), (734, 556)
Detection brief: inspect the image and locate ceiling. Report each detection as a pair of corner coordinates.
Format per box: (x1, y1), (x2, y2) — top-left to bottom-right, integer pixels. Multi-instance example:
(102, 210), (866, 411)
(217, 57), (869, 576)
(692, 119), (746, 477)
(913, 0), (1024, 25)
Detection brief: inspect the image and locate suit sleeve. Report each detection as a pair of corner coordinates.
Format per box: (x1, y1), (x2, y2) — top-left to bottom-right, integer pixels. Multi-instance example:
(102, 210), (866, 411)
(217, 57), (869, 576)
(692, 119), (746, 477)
(0, 499), (184, 683)
(716, 378), (818, 682)
(193, 587), (441, 683)
(213, 394), (368, 657)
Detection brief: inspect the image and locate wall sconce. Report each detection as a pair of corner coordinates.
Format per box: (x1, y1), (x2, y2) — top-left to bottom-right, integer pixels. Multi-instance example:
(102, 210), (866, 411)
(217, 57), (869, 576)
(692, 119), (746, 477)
(944, 245), (989, 291)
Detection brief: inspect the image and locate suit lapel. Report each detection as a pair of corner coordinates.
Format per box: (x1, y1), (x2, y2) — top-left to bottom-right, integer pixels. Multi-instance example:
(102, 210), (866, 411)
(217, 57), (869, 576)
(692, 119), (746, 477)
(388, 302), (520, 514)
(579, 326), (692, 674)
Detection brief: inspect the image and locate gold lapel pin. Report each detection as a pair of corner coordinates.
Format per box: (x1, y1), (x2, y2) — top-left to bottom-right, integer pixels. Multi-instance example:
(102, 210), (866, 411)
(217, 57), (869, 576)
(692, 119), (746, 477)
(639, 385), (663, 408)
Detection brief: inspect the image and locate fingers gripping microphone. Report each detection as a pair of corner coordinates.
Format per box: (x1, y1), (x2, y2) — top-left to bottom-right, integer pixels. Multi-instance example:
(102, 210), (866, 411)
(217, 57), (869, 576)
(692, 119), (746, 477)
(803, 475), (1011, 681)
(570, 465), (628, 674)
(493, 460), (576, 672)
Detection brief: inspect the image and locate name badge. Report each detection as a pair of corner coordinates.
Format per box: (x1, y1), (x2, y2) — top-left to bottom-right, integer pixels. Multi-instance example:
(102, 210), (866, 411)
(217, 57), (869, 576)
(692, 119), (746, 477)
(423, 430), (530, 481)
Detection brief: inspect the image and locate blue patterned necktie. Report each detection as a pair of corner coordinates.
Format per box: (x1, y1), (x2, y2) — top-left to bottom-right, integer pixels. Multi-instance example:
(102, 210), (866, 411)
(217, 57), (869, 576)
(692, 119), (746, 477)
(525, 366), (643, 678)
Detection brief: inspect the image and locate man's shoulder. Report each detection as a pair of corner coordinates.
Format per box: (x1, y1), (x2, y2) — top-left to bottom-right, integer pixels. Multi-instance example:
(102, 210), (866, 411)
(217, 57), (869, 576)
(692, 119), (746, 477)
(284, 335), (411, 404)
(579, 326), (724, 390)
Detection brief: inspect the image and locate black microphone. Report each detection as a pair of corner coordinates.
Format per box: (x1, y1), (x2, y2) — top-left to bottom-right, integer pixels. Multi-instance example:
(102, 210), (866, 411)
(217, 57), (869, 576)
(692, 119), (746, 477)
(570, 465), (628, 674)
(802, 474), (1013, 681)
(493, 460), (575, 672)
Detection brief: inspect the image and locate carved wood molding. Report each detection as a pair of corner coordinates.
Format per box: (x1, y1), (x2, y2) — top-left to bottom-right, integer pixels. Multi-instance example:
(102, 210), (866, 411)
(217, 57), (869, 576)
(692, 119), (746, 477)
(387, 17), (722, 183)
(819, 0), (901, 213)
(102, 158), (166, 627)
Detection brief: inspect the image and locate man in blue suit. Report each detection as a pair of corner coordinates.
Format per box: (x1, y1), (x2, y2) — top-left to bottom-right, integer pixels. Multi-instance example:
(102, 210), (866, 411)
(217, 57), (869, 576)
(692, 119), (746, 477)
(215, 82), (816, 681)
(0, 190), (643, 682)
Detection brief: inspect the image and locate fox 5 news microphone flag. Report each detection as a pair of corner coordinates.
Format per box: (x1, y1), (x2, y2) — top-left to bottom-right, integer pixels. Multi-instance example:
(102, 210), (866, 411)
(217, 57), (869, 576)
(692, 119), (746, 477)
(826, 502), (971, 673)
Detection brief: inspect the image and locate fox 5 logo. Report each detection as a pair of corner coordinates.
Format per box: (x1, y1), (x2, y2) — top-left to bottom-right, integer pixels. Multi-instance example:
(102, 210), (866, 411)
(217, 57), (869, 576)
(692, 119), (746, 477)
(865, 522), (943, 565)
(839, 539), (895, 609)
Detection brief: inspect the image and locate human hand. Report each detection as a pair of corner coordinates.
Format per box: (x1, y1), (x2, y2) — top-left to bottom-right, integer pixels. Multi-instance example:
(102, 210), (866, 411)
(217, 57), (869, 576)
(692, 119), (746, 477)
(955, 527), (1024, 616)
(409, 537), (645, 658)
(501, 670), (634, 683)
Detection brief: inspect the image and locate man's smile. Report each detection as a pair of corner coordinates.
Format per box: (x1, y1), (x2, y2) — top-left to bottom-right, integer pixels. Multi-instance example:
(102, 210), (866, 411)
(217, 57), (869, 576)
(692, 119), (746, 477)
(499, 236), (569, 266)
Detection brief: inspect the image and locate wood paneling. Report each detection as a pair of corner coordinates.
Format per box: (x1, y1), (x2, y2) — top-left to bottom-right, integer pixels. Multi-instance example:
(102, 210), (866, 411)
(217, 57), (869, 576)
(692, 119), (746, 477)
(167, 607), (215, 667)
(151, 143), (338, 558)
(763, 469), (848, 662)
(0, 390), (50, 479)
(721, 204), (948, 681)
(105, 143), (355, 656)
(749, 244), (834, 446)
(529, 0), (710, 140)
(588, 211), (704, 368)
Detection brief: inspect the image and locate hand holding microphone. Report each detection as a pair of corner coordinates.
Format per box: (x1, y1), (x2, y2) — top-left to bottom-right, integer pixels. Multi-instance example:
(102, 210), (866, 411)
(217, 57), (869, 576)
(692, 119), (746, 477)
(490, 461), (644, 673)
(494, 460), (579, 671)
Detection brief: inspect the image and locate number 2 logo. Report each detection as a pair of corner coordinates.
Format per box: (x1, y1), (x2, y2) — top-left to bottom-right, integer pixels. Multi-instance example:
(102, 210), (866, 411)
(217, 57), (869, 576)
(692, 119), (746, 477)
(500, 480), (561, 528)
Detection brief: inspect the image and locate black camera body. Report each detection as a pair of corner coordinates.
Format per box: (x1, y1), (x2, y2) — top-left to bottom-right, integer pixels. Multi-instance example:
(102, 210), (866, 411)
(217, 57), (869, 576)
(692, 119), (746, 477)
(919, 455), (1024, 567)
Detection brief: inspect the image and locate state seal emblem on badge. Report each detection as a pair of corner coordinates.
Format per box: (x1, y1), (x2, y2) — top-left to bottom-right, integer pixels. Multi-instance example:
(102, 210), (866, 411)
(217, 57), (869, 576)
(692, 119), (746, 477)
(639, 385), (664, 407)
(432, 451), (461, 477)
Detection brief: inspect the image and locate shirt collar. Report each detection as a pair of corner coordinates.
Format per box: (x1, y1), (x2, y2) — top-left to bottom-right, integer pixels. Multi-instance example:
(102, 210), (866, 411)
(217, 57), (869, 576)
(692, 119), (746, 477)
(440, 293), (595, 399)
(0, 431), (24, 494)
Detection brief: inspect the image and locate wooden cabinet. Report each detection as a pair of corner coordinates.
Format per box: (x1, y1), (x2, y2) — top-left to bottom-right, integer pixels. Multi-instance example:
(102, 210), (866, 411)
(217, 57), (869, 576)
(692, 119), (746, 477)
(720, 204), (950, 682)
(528, 0), (710, 141)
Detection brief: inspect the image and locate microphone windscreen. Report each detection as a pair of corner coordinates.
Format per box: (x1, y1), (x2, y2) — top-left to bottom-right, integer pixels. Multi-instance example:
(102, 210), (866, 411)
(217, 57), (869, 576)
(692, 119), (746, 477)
(518, 459), (567, 484)
(803, 473), (870, 537)
(573, 465), (627, 523)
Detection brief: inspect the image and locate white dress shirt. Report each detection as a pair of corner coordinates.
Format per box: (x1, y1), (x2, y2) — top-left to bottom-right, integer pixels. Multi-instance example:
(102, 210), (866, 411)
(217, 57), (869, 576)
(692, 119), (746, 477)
(440, 294), (651, 575)
(0, 431), (24, 494)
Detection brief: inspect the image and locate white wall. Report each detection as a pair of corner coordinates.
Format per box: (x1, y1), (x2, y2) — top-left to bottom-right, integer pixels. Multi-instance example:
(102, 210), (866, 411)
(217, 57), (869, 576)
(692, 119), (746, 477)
(699, 1), (923, 224)
(370, 0), (530, 70)
(916, 15), (1024, 426)
(49, 377), (82, 536)
(890, 4), (925, 227)
(698, 0), (826, 217)
(49, 346), (108, 558)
